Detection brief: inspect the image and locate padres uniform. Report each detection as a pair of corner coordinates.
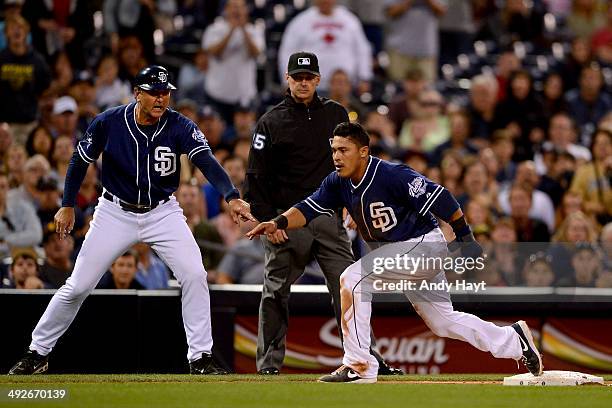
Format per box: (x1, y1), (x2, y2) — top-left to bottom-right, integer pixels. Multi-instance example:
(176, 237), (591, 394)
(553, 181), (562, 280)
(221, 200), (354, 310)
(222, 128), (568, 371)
(24, 68), (240, 367)
(295, 156), (525, 379)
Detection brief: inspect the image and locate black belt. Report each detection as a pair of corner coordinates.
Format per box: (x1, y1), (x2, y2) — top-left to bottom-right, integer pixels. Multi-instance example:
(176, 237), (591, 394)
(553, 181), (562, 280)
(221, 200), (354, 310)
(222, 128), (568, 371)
(103, 191), (170, 214)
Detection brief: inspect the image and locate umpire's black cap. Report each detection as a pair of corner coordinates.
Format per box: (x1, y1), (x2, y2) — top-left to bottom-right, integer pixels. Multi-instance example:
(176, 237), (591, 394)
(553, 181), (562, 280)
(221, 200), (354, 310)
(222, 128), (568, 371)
(287, 51), (320, 76)
(134, 65), (177, 91)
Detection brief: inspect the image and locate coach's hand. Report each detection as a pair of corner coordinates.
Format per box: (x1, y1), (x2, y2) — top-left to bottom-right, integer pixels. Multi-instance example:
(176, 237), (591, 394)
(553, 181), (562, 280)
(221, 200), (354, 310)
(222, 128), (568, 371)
(228, 199), (256, 224)
(54, 207), (75, 240)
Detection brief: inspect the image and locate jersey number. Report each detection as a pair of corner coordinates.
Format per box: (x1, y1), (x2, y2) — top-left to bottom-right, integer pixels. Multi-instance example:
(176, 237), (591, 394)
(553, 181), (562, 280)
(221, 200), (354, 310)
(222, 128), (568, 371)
(154, 146), (176, 176)
(370, 202), (397, 232)
(253, 133), (266, 150)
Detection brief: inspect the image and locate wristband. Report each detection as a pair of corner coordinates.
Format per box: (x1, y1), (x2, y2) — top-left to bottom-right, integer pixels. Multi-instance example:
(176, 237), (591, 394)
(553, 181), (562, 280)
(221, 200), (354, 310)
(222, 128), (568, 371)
(450, 216), (472, 241)
(273, 214), (288, 230)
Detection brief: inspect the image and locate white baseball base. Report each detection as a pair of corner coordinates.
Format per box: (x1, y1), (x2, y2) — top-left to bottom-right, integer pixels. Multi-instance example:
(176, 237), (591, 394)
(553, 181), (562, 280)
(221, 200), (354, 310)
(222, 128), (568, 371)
(503, 371), (605, 386)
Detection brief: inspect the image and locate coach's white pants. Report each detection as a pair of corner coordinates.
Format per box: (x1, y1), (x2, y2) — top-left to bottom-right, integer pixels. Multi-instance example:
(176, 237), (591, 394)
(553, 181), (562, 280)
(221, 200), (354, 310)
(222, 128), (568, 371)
(340, 228), (523, 379)
(30, 197), (212, 362)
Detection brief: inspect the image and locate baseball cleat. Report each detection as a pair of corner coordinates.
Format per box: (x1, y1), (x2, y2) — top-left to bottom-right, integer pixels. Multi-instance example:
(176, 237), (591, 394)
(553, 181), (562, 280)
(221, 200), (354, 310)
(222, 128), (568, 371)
(318, 365), (377, 383)
(257, 367), (280, 375)
(8, 350), (49, 375)
(377, 360), (404, 375)
(189, 353), (229, 375)
(512, 320), (543, 376)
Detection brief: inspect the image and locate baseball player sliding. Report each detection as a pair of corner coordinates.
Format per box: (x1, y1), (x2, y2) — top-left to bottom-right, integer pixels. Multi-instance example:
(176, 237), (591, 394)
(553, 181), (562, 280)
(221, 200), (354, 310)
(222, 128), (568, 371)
(8, 65), (254, 375)
(247, 122), (543, 383)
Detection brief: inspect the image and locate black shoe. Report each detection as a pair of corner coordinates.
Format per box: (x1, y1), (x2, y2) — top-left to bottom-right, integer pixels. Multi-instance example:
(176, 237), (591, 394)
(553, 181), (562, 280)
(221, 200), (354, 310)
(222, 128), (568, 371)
(512, 320), (543, 376)
(377, 360), (404, 375)
(8, 350), (49, 375)
(189, 353), (229, 375)
(257, 367), (280, 375)
(318, 365), (376, 384)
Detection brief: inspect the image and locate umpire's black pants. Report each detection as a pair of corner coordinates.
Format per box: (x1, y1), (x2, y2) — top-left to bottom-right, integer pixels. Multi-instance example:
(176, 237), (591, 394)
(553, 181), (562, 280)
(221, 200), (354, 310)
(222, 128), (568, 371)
(256, 214), (381, 371)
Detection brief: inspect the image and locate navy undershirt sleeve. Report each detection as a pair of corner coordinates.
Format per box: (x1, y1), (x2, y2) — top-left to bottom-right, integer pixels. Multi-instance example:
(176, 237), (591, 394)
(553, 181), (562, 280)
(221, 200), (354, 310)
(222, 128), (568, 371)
(191, 149), (240, 202)
(61, 151), (90, 207)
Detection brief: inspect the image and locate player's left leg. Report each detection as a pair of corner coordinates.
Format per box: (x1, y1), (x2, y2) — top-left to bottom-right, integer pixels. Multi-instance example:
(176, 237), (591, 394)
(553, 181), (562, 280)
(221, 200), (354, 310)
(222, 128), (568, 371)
(405, 271), (542, 375)
(142, 198), (225, 374)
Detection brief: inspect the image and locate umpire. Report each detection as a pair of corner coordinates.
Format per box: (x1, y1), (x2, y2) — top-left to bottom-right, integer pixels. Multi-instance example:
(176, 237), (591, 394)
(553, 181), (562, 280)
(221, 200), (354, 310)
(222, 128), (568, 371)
(245, 51), (400, 375)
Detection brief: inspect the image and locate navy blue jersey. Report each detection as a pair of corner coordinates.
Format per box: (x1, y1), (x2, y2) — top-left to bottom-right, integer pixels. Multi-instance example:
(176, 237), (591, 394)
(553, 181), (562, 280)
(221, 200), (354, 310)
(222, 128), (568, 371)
(76, 103), (212, 205)
(295, 157), (443, 242)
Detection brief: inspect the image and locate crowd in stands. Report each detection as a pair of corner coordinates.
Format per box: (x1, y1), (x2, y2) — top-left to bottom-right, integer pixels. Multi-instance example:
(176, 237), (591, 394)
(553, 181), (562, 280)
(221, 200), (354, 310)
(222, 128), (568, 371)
(0, 0), (611, 290)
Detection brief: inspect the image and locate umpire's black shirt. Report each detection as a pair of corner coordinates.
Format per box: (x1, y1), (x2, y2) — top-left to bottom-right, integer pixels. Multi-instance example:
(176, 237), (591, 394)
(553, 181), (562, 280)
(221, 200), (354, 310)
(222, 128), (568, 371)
(245, 92), (349, 221)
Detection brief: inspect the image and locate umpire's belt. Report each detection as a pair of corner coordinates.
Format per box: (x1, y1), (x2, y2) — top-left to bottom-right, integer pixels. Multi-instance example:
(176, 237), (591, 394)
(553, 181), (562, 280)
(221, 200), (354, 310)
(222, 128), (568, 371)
(103, 191), (170, 214)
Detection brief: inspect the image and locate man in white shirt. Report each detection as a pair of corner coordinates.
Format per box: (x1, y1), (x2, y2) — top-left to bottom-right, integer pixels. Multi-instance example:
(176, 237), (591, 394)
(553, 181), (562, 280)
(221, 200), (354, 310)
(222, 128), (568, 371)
(278, 0), (372, 93)
(202, 0), (265, 124)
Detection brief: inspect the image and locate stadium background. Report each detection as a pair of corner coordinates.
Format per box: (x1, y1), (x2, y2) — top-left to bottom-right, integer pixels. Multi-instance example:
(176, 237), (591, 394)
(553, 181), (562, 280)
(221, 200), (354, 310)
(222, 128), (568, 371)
(0, 0), (611, 375)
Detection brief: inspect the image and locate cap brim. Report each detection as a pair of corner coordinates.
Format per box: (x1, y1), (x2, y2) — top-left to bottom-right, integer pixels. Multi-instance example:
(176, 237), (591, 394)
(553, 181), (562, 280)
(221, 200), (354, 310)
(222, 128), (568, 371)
(138, 82), (177, 91)
(288, 69), (320, 76)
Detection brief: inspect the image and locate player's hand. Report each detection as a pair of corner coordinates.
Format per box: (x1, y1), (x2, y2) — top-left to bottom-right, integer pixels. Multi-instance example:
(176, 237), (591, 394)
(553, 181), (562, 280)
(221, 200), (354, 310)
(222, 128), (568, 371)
(228, 198), (256, 224)
(54, 207), (75, 240)
(246, 221), (278, 240)
(266, 229), (288, 244)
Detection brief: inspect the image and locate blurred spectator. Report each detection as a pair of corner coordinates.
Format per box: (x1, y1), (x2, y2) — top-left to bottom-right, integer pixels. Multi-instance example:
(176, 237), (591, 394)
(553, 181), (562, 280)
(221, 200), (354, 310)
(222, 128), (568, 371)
(494, 70), (546, 161)
(565, 63), (612, 145)
(541, 113), (591, 165)
(457, 159), (497, 209)
(25, 126), (53, 162)
(0, 15), (51, 144)
(508, 183), (551, 242)
(439, 151), (465, 196)
(388, 68), (429, 133)
(6, 248), (44, 289)
(384, 0), (447, 81)
(477, 0), (545, 48)
(22, 0), (93, 69)
(479, 147), (501, 187)
(591, 3), (612, 65)
(541, 73), (567, 118)
(328, 69), (367, 122)
(202, 0), (264, 124)
(0, 122), (14, 168)
(176, 49), (209, 106)
(223, 104), (257, 143)
(465, 194), (493, 234)
(556, 191), (585, 227)
(203, 155), (245, 220)
(104, 0), (157, 62)
(438, 0), (476, 66)
(522, 253), (555, 287)
(567, 0), (606, 39)
(95, 55), (131, 111)
(398, 89), (449, 152)
(544, 0), (573, 17)
(0, 0), (28, 51)
(278, 0), (372, 92)
(566, 243), (603, 286)
(0, 170), (42, 258)
(364, 111), (399, 153)
(8, 154), (50, 208)
(68, 71), (99, 133)
(491, 130), (517, 184)
(341, 0), (387, 55)
(215, 221), (263, 284)
(176, 99), (199, 123)
(569, 128), (612, 225)
(429, 110), (478, 166)
(75, 164), (99, 211)
(175, 182), (224, 271)
(116, 35), (148, 83)
(132, 243), (170, 289)
(499, 161), (556, 232)
(560, 37), (592, 92)
(467, 74), (499, 143)
(48, 50), (73, 93)
(539, 150), (576, 205)
(5, 144), (27, 188)
(197, 106), (226, 150)
(51, 95), (81, 142)
(488, 217), (521, 285)
(50, 134), (74, 192)
(494, 51), (521, 102)
(39, 225), (74, 288)
(232, 138), (251, 164)
(549, 210), (599, 282)
(600, 222), (612, 268)
(97, 250), (145, 290)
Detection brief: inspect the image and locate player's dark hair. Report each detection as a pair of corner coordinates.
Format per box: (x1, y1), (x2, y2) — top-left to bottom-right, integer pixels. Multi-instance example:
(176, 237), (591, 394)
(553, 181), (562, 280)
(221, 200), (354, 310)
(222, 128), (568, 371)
(333, 122), (370, 147)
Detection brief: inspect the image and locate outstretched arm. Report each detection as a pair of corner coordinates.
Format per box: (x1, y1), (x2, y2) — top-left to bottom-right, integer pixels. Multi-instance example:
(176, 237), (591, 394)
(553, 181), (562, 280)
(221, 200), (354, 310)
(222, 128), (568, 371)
(246, 207), (306, 240)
